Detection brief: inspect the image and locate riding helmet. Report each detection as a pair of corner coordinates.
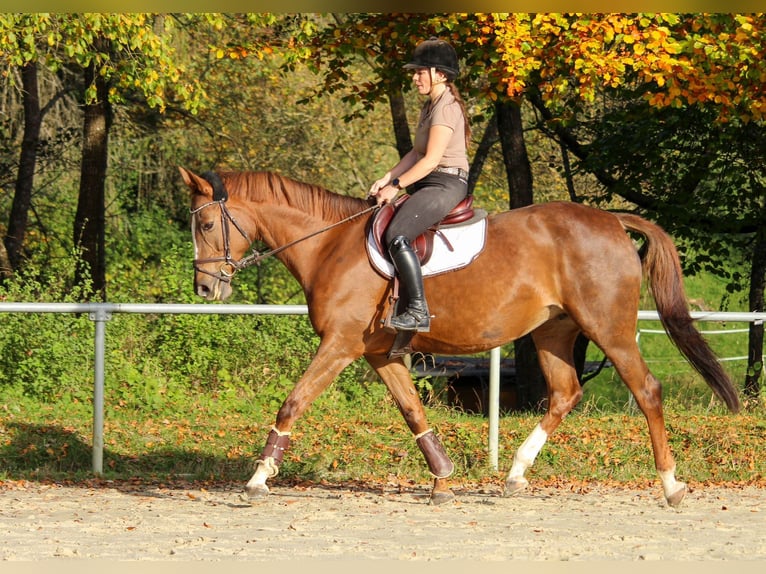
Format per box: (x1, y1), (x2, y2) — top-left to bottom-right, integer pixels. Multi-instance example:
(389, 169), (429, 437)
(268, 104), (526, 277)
(403, 37), (459, 81)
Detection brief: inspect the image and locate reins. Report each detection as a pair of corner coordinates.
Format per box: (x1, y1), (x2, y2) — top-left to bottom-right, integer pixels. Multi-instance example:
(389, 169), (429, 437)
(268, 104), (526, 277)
(191, 196), (377, 282)
(238, 203), (378, 269)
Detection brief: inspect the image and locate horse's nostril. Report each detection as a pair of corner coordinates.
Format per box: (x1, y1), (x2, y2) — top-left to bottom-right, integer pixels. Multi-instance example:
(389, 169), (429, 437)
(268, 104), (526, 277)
(196, 283), (210, 297)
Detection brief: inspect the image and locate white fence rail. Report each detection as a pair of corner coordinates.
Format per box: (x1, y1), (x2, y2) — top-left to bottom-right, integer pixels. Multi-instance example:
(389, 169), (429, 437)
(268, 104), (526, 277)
(1, 303), (764, 475)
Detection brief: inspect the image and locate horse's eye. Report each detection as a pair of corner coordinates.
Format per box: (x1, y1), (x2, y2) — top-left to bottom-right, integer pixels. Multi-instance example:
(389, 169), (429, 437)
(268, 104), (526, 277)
(201, 221), (214, 232)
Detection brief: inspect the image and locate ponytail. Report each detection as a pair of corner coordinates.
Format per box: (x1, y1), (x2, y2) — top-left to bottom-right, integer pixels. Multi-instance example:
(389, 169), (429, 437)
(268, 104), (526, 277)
(447, 83), (471, 148)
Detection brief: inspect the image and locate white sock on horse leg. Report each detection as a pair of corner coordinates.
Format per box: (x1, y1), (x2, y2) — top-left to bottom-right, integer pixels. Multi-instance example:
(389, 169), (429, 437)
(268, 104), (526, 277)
(659, 467), (685, 498)
(508, 423), (548, 480)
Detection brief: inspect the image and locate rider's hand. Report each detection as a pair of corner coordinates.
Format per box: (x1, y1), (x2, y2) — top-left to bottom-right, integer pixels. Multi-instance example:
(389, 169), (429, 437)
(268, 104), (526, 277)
(368, 175), (390, 198)
(372, 184), (398, 205)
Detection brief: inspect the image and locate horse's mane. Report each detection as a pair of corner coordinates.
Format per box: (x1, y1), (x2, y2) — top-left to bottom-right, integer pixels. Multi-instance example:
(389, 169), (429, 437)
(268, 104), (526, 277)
(221, 170), (369, 222)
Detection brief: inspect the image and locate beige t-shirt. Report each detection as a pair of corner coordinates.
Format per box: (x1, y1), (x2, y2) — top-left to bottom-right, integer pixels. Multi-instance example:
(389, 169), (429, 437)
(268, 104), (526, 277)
(413, 89), (469, 173)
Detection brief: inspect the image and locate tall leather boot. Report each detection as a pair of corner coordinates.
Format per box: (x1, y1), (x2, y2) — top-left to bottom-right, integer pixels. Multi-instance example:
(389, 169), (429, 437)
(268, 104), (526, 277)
(388, 235), (431, 332)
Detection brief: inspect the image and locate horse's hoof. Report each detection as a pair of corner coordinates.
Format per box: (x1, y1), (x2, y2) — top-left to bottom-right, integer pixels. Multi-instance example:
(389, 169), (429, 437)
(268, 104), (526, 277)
(244, 483), (270, 499)
(429, 489), (456, 506)
(666, 483), (687, 508)
(503, 476), (529, 497)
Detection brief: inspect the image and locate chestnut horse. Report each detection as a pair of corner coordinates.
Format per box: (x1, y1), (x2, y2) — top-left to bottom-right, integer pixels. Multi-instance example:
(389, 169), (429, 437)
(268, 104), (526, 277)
(180, 167), (740, 507)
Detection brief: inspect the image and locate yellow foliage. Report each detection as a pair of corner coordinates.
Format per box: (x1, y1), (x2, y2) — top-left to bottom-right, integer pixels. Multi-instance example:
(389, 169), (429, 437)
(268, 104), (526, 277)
(476, 13), (765, 123)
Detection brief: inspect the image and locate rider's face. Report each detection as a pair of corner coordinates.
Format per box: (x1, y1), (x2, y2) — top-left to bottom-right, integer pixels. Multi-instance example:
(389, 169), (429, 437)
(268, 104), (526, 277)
(412, 68), (432, 95)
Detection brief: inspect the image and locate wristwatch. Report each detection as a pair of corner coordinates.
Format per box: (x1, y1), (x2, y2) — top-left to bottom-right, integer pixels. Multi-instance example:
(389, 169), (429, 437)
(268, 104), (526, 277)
(391, 178), (402, 190)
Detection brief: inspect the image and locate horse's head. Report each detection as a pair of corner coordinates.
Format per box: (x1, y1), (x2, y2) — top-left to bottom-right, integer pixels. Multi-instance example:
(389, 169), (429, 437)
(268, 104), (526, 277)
(179, 167), (253, 301)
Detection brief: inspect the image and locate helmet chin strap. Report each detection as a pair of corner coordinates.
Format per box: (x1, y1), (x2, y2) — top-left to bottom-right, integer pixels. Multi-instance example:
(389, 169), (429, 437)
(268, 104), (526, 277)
(429, 66), (447, 95)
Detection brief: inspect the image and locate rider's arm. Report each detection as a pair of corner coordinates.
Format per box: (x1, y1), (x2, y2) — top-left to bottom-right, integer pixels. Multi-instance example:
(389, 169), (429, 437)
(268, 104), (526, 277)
(368, 124), (453, 204)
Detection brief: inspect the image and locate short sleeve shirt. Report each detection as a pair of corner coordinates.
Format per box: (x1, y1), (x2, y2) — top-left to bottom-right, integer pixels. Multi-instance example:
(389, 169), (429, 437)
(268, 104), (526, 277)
(413, 89), (469, 172)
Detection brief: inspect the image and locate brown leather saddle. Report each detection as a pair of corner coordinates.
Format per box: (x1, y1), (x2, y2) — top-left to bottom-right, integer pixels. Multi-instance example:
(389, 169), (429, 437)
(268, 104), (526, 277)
(369, 194), (479, 359)
(369, 194), (476, 264)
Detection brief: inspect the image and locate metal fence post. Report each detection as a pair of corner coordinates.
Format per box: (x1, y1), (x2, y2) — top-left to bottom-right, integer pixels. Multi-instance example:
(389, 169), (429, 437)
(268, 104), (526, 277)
(488, 346), (501, 470)
(88, 305), (111, 475)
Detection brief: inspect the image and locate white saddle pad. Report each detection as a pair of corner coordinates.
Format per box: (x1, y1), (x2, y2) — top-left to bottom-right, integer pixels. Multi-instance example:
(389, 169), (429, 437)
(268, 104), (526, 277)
(366, 218), (488, 278)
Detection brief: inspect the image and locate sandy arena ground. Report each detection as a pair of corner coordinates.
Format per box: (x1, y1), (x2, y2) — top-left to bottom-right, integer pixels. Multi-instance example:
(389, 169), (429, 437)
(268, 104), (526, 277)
(1, 480), (765, 563)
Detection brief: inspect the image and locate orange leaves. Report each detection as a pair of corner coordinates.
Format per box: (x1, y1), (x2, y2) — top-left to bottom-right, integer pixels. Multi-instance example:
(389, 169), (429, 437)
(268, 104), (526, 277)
(478, 13), (765, 123)
(287, 13), (757, 122)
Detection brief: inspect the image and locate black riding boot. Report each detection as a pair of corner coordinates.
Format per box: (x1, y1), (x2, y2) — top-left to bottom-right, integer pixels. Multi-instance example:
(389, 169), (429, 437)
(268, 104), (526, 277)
(388, 235), (431, 332)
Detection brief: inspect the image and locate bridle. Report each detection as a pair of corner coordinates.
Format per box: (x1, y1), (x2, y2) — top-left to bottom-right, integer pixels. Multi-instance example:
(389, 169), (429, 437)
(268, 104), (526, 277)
(190, 198), (255, 283)
(190, 173), (377, 284)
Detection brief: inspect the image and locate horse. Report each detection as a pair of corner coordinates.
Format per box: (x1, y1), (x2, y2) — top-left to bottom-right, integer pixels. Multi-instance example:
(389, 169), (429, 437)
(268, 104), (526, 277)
(180, 166), (740, 507)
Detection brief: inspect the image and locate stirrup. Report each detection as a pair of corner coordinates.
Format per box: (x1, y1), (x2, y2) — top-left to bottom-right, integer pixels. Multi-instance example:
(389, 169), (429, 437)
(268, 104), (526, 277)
(389, 308), (431, 332)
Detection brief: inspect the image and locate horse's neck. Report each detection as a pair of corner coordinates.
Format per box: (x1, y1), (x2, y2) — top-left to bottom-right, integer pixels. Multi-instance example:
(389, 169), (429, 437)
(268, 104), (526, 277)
(245, 192), (363, 286)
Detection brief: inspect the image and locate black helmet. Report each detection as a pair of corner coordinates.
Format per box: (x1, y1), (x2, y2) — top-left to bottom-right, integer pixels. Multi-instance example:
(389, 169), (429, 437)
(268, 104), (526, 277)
(403, 37), (459, 81)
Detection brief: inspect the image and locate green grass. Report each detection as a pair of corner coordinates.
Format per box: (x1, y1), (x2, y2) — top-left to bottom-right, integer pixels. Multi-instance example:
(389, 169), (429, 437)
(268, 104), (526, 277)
(2, 375), (764, 490)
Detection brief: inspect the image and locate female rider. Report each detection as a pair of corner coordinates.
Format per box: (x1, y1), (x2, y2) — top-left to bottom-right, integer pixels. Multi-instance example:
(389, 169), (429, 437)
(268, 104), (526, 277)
(369, 37), (471, 332)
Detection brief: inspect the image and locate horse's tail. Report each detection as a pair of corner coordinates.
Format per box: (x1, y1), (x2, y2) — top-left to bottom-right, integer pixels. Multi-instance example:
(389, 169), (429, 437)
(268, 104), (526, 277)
(615, 213), (741, 413)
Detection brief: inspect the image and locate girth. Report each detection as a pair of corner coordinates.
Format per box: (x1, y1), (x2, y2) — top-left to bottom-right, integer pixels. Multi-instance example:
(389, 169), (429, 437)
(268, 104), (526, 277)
(370, 194), (475, 265)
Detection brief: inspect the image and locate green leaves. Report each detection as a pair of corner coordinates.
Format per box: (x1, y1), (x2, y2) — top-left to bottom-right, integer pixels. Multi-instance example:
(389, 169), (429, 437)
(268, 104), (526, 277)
(1, 14), (205, 113)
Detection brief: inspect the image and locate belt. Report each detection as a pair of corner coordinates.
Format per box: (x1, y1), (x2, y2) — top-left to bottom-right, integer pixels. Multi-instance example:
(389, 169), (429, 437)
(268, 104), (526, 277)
(433, 166), (469, 179)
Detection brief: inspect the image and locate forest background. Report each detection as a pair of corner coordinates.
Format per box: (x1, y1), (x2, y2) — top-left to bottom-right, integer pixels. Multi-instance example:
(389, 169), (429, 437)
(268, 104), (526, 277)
(0, 13), (765, 486)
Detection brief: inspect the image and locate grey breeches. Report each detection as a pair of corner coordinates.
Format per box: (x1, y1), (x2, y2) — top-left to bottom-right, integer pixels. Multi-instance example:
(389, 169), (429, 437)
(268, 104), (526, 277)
(384, 171), (468, 246)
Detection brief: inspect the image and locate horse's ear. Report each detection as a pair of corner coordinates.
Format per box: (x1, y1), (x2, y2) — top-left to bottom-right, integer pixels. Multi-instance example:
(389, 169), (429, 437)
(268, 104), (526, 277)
(178, 166), (214, 199)
(201, 171), (228, 202)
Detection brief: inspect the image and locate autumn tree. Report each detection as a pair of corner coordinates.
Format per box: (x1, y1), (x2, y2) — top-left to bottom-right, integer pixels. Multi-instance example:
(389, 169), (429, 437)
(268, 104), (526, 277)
(291, 14), (505, 191)
(1, 13), (207, 298)
(0, 15), (70, 276)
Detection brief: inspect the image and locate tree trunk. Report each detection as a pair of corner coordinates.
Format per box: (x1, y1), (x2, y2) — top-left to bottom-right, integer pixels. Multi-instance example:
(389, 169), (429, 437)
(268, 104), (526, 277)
(73, 56), (111, 301)
(0, 240), (11, 280)
(387, 87), (412, 159)
(495, 99), (546, 410)
(4, 62), (42, 273)
(468, 114), (498, 196)
(744, 212), (766, 403)
(496, 100), (533, 209)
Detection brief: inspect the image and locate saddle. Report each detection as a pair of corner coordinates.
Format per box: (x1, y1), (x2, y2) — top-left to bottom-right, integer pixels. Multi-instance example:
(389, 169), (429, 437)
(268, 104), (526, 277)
(369, 194), (476, 264)
(368, 194), (483, 359)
